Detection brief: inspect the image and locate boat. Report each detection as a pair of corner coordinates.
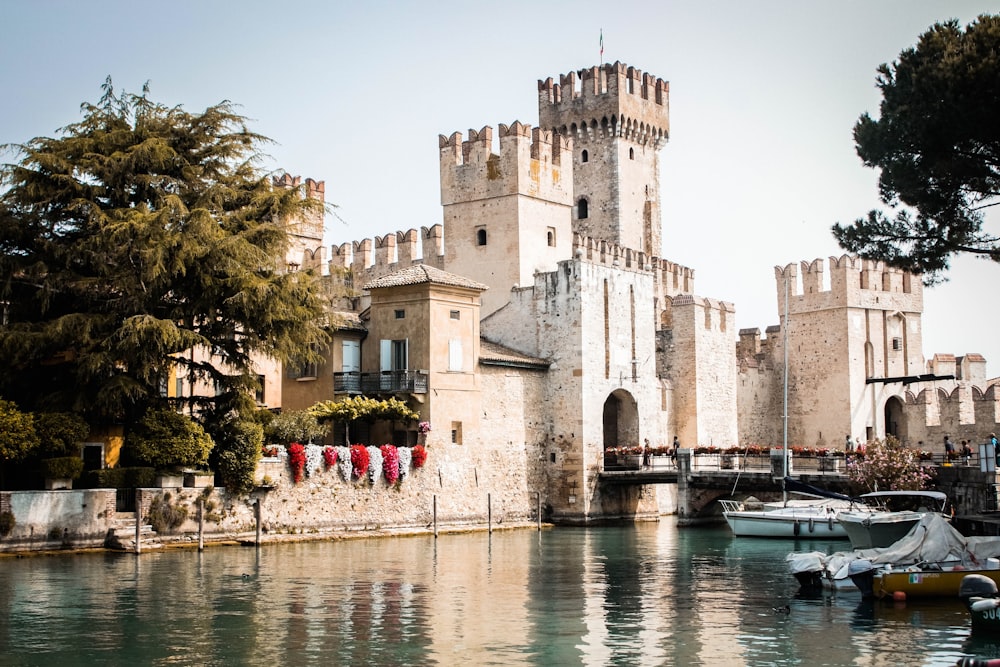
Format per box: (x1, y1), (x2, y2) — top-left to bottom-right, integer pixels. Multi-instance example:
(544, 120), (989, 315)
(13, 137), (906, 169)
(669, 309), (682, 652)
(959, 574), (1000, 634)
(836, 490), (951, 549)
(788, 513), (1000, 598)
(720, 497), (849, 538)
(720, 478), (856, 538)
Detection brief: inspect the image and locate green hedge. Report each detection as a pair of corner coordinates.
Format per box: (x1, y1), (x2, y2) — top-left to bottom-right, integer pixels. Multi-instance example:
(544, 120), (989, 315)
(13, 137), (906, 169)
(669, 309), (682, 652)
(40, 457), (84, 480)
(83, 467), (157, 489)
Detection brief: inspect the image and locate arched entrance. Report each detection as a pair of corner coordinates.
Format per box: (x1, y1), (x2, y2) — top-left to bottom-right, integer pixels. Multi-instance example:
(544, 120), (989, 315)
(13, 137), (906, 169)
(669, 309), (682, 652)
(884, 396), (906, 442)
(602, 389), (640, 449)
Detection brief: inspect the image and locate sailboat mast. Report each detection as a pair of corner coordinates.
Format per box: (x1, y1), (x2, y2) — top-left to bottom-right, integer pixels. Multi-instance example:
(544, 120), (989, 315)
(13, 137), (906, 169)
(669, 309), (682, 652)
(782, 271), (790, 501)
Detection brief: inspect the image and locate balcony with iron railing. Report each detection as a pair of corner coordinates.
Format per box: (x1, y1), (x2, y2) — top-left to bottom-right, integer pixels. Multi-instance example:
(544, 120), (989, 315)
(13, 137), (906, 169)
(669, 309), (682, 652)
(333, 371), (429, 395)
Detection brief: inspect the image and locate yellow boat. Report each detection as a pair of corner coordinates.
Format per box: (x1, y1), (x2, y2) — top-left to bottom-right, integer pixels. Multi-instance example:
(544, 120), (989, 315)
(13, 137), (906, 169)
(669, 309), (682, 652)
(874, 567), (1000, 599)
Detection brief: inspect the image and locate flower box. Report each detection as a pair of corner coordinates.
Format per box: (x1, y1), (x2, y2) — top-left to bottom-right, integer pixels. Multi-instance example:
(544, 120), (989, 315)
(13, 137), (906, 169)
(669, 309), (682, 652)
(650, 455), (673, 469)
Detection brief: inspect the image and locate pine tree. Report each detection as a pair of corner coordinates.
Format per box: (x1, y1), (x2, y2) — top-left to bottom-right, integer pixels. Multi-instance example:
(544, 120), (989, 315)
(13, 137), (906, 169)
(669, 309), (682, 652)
(0, 80), (330, 428)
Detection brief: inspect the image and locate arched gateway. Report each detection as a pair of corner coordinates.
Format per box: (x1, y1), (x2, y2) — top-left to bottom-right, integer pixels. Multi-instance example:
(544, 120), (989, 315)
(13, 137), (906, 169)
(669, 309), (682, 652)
(884, 395), (906, 441)
(602, 389), (639, 450)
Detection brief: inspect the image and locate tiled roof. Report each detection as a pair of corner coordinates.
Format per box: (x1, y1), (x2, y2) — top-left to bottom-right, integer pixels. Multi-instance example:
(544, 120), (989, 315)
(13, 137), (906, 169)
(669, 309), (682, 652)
(479, 339), (550, 369)
(329, 310), (366, 332)
(363, 264), (489, 291)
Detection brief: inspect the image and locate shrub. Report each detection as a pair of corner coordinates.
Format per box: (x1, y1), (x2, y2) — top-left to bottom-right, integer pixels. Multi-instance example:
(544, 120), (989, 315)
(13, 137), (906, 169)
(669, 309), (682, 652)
(264, 410), (327, 445)
(34, 412), (90, 458)
(127, 409), (213, 469)
(208, 418), (263, 496)
(146, 494), (189, 534)
(40, 457), (84, 480)
(85, 467), (157, 489)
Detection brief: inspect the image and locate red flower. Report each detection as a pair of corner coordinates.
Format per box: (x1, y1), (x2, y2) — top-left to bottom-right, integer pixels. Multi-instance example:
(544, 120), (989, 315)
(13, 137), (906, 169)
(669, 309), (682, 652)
(287, 442), (306, 483)
(350, 444), (370, 479)
(381, 444), (400, 485)
(323, 446), (337, 469)
(412, 444), (428, 468)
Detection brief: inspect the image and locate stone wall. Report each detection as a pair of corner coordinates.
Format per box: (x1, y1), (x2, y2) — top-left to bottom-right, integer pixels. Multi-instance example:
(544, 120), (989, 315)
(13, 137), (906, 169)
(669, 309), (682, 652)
(0, 489), (117, 552)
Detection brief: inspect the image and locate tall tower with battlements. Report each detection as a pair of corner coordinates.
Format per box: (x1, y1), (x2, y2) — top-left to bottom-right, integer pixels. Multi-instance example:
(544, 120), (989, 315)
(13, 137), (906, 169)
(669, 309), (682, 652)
(771, 256), (925, 447)
(439, 122), (574, 316)
(273, 174), (327, 273)
(538, 62), (669, 256)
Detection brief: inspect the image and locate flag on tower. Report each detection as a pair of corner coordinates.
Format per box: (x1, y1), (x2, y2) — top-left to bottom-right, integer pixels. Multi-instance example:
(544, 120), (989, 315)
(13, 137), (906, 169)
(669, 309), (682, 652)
(600, 29), (604, 61)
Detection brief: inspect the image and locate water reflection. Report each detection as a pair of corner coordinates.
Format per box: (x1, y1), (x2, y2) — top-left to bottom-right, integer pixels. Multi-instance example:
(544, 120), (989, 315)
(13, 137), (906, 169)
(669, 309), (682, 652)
(0, 520), (991, 666)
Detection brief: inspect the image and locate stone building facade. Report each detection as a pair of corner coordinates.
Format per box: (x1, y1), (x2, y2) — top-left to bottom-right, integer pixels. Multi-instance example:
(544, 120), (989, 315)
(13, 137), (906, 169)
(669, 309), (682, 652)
(736, 256), (999, 452)
(266, 59), (996, 527)
(269, 61), (729, 523)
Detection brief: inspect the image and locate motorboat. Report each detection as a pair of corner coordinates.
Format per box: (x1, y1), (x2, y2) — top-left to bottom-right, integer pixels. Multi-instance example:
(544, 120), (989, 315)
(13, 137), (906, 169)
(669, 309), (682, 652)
(836, 490), (950, 549)
(721, 477), (858, 539)
(788, 513), (1000, 598)
(720, 497), (850, 538)
(959, 575), (1000, 634)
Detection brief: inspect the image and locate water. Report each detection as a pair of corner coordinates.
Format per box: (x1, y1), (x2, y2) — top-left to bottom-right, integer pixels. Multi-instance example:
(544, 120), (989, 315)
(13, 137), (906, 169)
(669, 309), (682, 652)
(0, 518), (997, 666)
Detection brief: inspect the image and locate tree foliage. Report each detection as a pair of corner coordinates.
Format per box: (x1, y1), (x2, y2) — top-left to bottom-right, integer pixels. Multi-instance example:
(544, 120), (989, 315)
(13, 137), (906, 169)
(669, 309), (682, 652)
(209, 417), (263, 495)
(0, 400), (40, 463)
(310, 396), (419, 424)
(34, 412), (90, 458)
(263, 409), (327, 445)
(0, 80), (330, 424)
(833, 15), (1000, 282)
(847, 435), (933, 493)
(127, 408), (213, 469)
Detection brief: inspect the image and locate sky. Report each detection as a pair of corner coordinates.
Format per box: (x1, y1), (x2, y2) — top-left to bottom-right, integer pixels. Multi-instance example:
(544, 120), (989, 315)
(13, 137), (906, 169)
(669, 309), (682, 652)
(2, 0), (997, 376)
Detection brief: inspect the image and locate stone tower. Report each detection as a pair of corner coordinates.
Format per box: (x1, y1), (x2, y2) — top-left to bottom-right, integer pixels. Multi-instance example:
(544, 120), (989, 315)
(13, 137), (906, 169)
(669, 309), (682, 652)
(775, 256), (925, 447)
(272, 174), (326, 273)
(438, 123), (574, 316)
(538, 62), (669, 255)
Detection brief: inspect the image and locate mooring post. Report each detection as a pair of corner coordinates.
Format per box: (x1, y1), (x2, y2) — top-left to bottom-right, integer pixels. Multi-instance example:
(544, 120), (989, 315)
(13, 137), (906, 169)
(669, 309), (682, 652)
(197, 497), (204, 552)
(488, 493), (492, 534)
(254, 498), (262, 547)
(134, 489), (141, 555)
(433, 495), (438, 538)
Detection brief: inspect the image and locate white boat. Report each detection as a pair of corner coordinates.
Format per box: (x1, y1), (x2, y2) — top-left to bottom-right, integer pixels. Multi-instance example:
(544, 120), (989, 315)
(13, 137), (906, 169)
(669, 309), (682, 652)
(836, 490), (950, 549)
(721, 497), (850, 538)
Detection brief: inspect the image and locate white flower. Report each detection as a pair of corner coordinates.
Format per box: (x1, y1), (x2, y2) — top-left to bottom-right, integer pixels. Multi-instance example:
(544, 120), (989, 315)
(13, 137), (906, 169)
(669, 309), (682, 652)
(397, 447), (411, 481)
(367, 445), (383, 484)
(336, 446), (352, 481)
(304, 444), (324, 477)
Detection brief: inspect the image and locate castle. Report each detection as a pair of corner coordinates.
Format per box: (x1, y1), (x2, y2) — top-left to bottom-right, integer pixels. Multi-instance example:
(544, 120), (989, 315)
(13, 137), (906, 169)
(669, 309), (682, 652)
(270, 61), (998, 523)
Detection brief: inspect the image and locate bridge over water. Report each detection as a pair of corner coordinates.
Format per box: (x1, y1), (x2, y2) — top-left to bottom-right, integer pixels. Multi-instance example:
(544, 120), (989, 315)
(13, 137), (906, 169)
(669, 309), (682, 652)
(595, 449), (969, 524)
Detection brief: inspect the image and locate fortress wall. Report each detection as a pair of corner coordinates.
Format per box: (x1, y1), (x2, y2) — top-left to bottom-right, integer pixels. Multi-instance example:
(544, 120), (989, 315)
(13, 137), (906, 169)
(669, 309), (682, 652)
(669, 295), (738, 447)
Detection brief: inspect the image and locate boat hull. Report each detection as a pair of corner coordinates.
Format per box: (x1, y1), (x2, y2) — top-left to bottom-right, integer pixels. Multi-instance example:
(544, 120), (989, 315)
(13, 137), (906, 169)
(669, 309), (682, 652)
(876, 569), (1000, 599)
(837, 511), (925, 549)
(724, 510), (848, 539)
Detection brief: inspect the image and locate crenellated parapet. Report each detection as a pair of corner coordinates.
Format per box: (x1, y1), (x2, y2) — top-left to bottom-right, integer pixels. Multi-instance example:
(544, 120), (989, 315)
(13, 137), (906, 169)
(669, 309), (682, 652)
(439, 123), (573, 207)
(272, 174), (326, 202)
(775, 255), (923, 315)
(538, 61), (669, 148)
(571, 233), (694, 294)
(328, 225), (446, 286)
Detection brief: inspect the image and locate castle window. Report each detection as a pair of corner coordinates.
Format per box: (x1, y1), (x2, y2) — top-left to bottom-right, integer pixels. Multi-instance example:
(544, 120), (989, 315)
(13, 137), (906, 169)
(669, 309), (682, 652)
(892, 337), (902, 351)
(629, 147), (635, 160)
(452, 421), (463, 445)
(581, 149), (589, 163)
(476, 228), (487, 246)
(578, 198), (589, 220)
(547, 227), (556, 247)
(450, 310), (460, 320)
(395, 309), (405, 319)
